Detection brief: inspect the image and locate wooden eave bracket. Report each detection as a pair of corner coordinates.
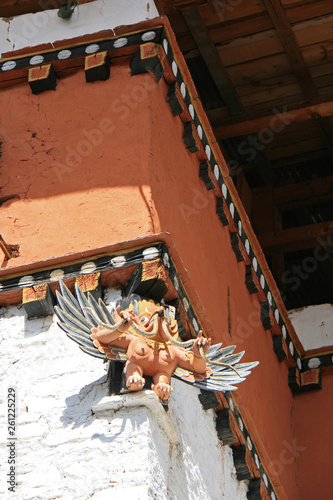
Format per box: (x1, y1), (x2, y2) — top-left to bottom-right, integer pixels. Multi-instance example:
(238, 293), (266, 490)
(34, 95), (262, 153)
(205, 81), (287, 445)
(130, 42), (168, 83)
(288, 367), (322, 394)
(232, 445), (253, 481)
(0, 235), (20, 262)
(216, 408), (239, 445)
(124, 258), (168, 302)
(28, 64), (57, 95)
(198, 389), (220, 410)
(22, 284), (55, 319)
(85, 51), (110, 83)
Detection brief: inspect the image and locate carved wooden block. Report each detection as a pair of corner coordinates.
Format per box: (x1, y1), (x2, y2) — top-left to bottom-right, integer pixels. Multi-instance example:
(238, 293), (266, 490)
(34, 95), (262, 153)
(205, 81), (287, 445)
(232, 445), (252, 480)
(216, 408), (238, 445)
(23, 284), (55, 319)
(260, 300), (272, 330)
(245, 265), (259, 295)
(28, 64), (57, 94)
(198, 390), (220, 410)
(167, 82), (184, 116)
(273, 334), (287, 362)
(76, 272), (102, 301)
(130, 42), (165, 82)
(301, 368), (322, 393)
(247, 478), (262, 499)
(85, 51), (110, 82)
(125, 258), (168, 301)
(199, 160), (215, 190)
(288, 367), (321, 394)
(230, 232), (244, 262)
(216, 198), (229, 226)
(183, 122), (200, 153)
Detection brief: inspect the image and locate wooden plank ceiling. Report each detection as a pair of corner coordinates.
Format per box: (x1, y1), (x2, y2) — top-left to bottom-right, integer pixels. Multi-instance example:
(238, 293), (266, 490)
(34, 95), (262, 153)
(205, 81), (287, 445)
(157, 0), (333, 310)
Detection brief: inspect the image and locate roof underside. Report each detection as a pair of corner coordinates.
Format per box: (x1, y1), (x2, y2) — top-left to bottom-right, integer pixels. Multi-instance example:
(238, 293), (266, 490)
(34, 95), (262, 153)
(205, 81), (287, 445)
(157, 0), (333, 310)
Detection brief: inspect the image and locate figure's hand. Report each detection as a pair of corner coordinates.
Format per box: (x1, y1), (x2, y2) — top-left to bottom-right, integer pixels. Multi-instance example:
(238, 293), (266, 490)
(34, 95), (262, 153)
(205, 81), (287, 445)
(192, 330), (211, 358)
(114, 305), (133, 332)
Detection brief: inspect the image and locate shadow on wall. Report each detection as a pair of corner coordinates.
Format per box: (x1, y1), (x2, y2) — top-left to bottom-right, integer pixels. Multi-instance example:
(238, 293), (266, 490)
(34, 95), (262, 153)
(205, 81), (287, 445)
(60, 375), (149, 441)
(61, 374), (108, 430)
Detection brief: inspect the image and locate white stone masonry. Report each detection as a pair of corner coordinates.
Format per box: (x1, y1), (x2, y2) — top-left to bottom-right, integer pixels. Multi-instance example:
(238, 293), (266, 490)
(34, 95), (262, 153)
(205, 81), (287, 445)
(0, 287), (248, 499)
(288, 303), (333, 351)
(0, 0), (160, 57)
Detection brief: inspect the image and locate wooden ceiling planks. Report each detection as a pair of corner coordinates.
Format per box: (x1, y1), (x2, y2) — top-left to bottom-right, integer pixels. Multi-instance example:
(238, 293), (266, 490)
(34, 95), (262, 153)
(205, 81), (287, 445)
(180, 2), (277, 186)
(274, 174), (333, 210)
(162, 0), (333, 101)
(182, 5), (244, 115)
(261, 0), (317, 100)
(213, 94), (333, 138)
(258, 221), (333, 255)
(201, 0), (267, 24)
(217, 32), (284, 67)
(286, 0), (333, 24)
(265, 135), (326, 161)
(258, 1), (333, 164)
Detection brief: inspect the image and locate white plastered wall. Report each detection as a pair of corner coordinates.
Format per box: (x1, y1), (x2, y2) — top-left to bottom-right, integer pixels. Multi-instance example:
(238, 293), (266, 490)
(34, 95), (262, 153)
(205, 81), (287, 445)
(0, 0), (160, 57)
(288, 303), (333, 351)
(0, 286), (249, 500)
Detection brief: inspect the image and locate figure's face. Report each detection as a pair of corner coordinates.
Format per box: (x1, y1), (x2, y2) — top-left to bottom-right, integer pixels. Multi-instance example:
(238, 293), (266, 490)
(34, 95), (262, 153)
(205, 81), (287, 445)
(127, 300), (178, 341)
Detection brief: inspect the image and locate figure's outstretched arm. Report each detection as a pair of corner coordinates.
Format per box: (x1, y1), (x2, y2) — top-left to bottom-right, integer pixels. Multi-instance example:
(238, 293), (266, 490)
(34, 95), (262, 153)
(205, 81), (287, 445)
(91, 306), (133, 345)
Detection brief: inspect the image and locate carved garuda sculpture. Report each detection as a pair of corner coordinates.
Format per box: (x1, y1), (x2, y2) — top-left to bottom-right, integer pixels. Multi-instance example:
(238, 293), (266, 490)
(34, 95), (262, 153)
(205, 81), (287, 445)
(55, 281), (258, 403)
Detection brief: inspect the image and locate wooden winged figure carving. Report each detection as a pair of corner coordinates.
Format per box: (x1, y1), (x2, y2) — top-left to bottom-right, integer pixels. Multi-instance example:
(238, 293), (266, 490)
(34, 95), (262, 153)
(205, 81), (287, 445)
(55, 281), (258, 403)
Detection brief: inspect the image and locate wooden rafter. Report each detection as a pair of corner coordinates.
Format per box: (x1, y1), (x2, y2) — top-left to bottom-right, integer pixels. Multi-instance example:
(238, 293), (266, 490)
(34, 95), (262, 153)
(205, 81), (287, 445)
(262, 0), (317, 101)
(182, 5), (276, 184)
(262, 0), (333, 161)
(317, 117), (333, 161)
(214, 95), (333, 139)
(258, 221), (333, 255)
(274, 175), (333, 211)
(181, 6), (243, 116)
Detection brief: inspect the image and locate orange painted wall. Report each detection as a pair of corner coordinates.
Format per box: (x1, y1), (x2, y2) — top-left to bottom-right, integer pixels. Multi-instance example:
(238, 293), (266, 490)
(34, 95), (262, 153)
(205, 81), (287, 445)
(0, 65), (159, 268)
(292, 373), (333, 500)
(146, 75), (299, 500)
(0, 57), (330, 499)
